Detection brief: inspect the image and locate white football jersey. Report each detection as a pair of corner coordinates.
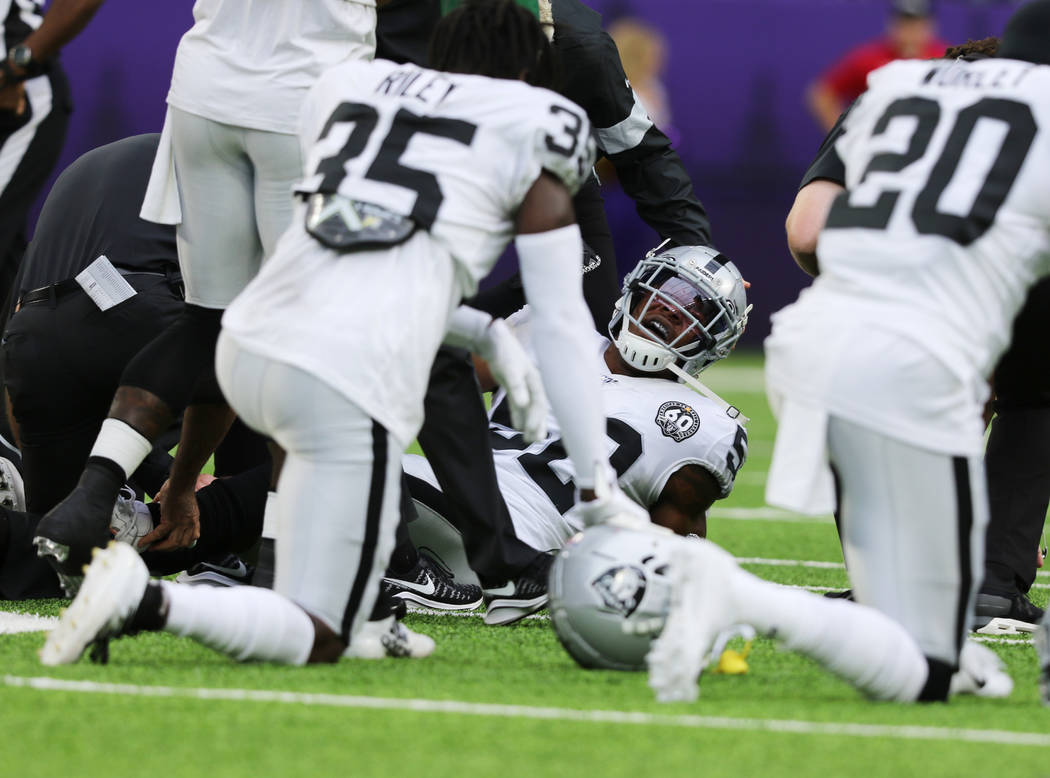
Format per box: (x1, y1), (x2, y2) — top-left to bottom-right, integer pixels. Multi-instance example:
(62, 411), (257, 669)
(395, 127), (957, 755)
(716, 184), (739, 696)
(820, 58), (1050, 380)
(767, 58), (1050, 453)
(294, 59), (596, 293)
(167, 0), (377, 134)
(223, 60), (596, 446)
(475, 312), (746, 551)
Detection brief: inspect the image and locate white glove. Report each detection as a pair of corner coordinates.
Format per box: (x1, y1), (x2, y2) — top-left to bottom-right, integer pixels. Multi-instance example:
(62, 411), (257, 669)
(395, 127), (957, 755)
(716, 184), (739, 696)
(566, 467), (649, 528)
(475, 318), (549, 443)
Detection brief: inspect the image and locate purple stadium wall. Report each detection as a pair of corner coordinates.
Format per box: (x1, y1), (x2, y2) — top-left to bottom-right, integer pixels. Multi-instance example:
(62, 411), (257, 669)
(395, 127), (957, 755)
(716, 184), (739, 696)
(41, 0), (1022, 343)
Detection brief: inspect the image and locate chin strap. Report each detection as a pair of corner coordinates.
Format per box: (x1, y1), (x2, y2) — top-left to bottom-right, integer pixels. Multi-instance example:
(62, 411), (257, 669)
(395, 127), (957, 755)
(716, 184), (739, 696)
(666, 363), (749, 426)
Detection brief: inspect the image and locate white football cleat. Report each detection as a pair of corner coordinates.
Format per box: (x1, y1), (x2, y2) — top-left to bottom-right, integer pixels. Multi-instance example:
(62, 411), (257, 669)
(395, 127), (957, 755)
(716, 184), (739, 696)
(646, 538), (739, 703)
(948, 640), (1013, 698)
(108, 487), (154, 550)
(0, 456), (25, 511)
(39, 541), (149, 666)
(344, 615), (435, 659)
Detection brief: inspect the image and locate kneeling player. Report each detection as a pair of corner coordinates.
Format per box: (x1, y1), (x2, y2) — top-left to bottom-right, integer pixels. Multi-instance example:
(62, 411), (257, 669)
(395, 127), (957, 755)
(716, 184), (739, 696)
(550, 524), (1013, 702)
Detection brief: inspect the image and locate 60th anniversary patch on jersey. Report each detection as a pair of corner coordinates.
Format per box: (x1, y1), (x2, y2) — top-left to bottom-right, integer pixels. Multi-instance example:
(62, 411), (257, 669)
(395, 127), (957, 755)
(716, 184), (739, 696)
(655, 401), (700, 442)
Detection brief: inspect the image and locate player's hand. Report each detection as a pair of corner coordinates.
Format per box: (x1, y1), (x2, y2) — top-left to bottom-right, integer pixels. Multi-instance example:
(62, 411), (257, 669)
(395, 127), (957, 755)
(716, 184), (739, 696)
(567, 467), (649, 528)
(139, 483), (201, 551)
(477, 317), (549, 443)
(0, 83), (26, 116)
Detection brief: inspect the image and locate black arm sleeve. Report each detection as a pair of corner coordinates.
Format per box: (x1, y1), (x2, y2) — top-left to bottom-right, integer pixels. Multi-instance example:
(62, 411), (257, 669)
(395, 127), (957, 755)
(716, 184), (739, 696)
(555, 21), (712, 248)
(609, 130), (712, 248)
(798, 100), (854, 190)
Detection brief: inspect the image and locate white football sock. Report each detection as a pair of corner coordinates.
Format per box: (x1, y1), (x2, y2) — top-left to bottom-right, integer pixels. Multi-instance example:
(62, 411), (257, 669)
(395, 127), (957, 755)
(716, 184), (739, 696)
(731, 572), (928, 702)
(261, 490), (278, 540)
(160, 581), (313, 664)
(89, 419), (154, 479)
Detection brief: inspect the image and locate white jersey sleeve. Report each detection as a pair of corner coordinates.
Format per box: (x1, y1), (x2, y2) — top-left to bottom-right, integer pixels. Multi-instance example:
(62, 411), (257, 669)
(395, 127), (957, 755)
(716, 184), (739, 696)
(524, 91), (597, 195)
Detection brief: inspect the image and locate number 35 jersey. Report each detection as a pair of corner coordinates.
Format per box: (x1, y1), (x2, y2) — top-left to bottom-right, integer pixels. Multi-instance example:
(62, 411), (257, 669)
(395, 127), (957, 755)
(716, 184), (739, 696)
(817, 57), (1050, 383)
(222, 59), (595, 446)
(296, 57), (595, 294)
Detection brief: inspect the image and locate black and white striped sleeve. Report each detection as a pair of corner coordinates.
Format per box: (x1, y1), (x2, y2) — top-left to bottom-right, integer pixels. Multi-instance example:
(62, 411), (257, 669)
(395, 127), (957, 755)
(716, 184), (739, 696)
(557, 24), (712, 248)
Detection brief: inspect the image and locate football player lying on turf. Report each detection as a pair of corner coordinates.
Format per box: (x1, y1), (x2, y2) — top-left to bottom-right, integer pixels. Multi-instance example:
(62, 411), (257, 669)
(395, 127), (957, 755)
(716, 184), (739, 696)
(397, 245), (750, 592)
(549, 523), (1013, 702)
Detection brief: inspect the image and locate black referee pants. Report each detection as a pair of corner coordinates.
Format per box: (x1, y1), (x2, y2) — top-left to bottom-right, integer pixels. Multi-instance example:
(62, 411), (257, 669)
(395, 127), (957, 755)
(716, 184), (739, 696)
(3, 274), (184, 514)
(984, 277), (1050, 596)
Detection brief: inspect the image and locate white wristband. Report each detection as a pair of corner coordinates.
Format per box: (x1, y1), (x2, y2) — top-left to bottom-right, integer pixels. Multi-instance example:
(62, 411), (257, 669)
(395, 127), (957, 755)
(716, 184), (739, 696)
(444, 305), (493, 351)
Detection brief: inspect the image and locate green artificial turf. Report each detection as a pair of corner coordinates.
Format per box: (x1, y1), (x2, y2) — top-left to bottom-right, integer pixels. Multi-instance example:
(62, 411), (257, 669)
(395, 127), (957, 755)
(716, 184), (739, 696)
(3, 351), (1049, 777)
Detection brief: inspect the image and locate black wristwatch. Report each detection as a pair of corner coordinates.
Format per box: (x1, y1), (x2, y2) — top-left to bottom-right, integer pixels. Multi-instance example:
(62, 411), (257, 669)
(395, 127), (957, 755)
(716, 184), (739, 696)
(10, 44), (33, 71)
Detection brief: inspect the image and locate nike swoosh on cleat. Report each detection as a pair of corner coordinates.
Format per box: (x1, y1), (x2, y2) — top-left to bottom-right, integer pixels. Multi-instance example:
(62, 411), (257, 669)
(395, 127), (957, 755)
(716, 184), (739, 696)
(483, 582), (515, 597)
(205, 561), (248, 578)
(389, 575), (436, 596)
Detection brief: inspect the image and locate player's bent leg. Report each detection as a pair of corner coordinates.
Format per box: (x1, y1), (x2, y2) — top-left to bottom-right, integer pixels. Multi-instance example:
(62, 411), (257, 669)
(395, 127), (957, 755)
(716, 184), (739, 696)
(644, 536), (930, 703)
(34, 305), (226, 589)
(382, 480), (484, 612)
(273, 440), (432, 659)
(401, 452), (550, 624)
(40, 540), (318, 666)
(826, 417), (989, 699)
(216, 337), (433, 659)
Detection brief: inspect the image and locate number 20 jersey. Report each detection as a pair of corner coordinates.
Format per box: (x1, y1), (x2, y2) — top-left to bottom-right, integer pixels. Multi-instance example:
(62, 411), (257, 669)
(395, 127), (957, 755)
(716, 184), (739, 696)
(817, 57), (1050, 383)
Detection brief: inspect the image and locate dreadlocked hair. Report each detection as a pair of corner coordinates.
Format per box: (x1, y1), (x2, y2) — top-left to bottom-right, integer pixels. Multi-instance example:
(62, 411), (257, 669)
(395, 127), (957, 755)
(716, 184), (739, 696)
(943, 37), (1000, 60)
(428, 0), (557, 88)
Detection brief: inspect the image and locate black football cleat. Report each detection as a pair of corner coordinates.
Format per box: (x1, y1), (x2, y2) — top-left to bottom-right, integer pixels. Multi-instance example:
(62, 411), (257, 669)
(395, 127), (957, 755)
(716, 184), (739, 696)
(33, 486), (117, 596)
(822, 588), (854, 601)
(382, 553), (483, 612)
(175, 553), (256, 588)
(482, 553), (552, 626)
(972, 590), (1045, 634)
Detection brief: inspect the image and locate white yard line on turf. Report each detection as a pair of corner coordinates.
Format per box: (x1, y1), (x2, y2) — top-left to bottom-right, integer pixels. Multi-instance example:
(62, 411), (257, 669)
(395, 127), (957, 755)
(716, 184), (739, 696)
(972, 636), (1032, 645)
(709, 507), (835, 523)
(738, 557), (844, 569)
(4, 674), (1048, 747)
(0, 613), (58, 634)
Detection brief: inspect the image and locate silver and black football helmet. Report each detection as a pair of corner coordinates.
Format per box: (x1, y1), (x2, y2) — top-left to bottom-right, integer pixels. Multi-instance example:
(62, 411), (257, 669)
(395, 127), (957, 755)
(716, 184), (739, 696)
(549, 523), (680, 671)
(609, 245), (749, 379)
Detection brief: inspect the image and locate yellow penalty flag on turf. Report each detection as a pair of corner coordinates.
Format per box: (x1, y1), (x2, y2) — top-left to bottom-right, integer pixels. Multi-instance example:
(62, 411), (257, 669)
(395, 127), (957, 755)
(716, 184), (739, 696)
(714, 641), (752, 675)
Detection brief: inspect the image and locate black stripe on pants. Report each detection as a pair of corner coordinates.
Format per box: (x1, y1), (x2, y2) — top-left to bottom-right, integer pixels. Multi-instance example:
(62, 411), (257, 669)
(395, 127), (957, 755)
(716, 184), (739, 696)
(951, 456), (974, 659)
(341, 419), (388, 643)
(920, 456), (976, 702)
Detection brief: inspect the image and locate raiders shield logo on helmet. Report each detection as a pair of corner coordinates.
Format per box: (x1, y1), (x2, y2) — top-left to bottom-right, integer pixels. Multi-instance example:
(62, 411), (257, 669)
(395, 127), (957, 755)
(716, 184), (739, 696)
(591, 565), (647, 616)
(655, 401), (700, 442)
